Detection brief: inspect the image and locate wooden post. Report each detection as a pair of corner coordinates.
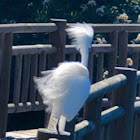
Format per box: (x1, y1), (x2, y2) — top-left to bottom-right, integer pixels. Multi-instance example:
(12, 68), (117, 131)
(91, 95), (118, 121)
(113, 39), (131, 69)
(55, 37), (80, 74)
(39, 19), (67, 139)
(132, 53), (138, 69)
(83, 97), (102, 140)
(111, 67), (137, 140)
(0, 33), (4, 77)
(13, 55), (22, 105)
(88, 53), (94, 83)
(108, 30), (118, 77)
(0, 33), (13, 138)
(118, 31), (128, 67)
(21, 54), (31, 104)
(107, 30), (118, 100)
(133, 113), (140, 140)
(29, 54), (38, 103)
(48, 19), (66, 69)
(96, 53), (104, 82)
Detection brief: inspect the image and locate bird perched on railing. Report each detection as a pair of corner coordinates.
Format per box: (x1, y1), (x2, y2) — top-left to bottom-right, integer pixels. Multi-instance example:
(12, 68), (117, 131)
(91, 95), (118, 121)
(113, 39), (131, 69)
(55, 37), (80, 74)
(34, 23), (94, 133)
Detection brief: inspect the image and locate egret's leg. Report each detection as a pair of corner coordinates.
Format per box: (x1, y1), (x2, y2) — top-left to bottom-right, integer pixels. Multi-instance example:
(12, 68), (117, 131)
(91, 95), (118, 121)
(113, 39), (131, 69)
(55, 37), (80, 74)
(56, 119), (60, 135)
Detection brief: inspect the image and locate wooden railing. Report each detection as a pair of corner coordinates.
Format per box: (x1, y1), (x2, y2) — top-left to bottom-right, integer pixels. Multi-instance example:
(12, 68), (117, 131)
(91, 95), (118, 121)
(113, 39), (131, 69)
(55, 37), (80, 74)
(0, 19), (140, 139)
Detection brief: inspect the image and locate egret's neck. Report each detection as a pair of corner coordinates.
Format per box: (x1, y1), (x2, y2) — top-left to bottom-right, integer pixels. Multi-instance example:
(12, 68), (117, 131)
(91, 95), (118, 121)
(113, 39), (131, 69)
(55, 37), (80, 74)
(80, 47), (89, 68)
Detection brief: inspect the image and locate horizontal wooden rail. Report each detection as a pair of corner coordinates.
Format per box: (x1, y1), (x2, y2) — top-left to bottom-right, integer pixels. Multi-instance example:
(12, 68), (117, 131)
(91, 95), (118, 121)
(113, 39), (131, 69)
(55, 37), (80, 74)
(67, 24), (140, 33)
(73, 106), (125, 139)
(128, 44), (140, 53)
(0, 23), (140, 34)
(134, 101), (140, 113)
(74, 120), (95, 140)
(101, 106), (125, 125)
(12, 44), (57, 55)
(0, 23), (57, 33)
(65, 44), (113, 54)
(87, 74), (127, 102)
(8, 101), (45, 113)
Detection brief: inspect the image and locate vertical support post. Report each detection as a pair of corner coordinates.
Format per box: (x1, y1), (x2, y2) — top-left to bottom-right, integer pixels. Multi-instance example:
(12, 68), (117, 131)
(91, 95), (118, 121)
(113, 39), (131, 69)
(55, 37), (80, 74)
(111, 67), (137, 140)
(96, 53), (104, 82)
(0, 33), (4, 77)
(108, 30), (118, 77)
(0, 33), (13, 138)
(83, 97), (102, 140)
(133, 113), (140, 140)
(118, 31), (128, 67)
(48, 19), (66, 69)
(42, 19), (67, 138)
(132, 53), (138, 69)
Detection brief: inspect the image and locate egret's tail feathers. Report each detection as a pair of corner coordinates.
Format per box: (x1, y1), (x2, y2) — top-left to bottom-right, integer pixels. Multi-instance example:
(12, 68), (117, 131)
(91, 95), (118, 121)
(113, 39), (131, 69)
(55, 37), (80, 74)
(33, 76), (52, 112)
(66, 23), (94, 50)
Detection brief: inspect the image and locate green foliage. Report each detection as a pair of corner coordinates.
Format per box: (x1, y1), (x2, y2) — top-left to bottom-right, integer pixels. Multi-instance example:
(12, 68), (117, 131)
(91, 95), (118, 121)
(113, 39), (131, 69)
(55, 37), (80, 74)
(0, 0), (140, 44)
(0, 0), (140, 24)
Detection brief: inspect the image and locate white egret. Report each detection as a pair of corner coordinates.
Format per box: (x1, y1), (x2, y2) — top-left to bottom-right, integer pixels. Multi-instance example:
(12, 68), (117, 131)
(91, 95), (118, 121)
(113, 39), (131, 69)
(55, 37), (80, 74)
(34, 23), (94, 133)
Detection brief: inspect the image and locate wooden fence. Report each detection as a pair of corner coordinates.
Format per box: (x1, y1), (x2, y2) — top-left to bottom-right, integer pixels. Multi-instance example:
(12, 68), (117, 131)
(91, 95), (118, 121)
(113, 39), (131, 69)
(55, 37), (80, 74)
(0, 19), (140, 139)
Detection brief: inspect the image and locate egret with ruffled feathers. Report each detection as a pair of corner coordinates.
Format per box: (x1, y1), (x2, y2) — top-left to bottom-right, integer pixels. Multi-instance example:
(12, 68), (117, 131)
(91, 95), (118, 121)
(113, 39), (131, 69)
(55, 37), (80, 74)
(34, 23), (94, 133)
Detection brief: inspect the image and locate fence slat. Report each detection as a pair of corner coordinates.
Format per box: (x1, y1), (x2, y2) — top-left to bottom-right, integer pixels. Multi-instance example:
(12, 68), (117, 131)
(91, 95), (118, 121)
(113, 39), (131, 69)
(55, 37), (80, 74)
(96, 53), (104, 82)
(88, 53), (94, 83)
(111, 67), (137, 140)
(37, 52), (47, 101)
(0, 33), (4, 77)
(83, 97), (102, 140)
(13, 55), (22, 105)
(118, 31), (128, 67)
(29, 54), (38, 103)
(21, 54), (31, 104)
(133, 113), (140, 140)
(0, 33), (13, 138)
(108, 30), (118, 77)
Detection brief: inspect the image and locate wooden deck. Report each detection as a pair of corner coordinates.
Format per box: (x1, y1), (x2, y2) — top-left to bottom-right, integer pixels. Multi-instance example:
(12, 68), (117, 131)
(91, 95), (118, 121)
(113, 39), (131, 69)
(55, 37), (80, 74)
(5, 129), (37, 140)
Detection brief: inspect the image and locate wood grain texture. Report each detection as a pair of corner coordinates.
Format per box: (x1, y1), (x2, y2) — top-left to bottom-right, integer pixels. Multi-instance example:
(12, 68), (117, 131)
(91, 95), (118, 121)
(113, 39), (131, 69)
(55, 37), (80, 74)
(0, 33), (13, 138)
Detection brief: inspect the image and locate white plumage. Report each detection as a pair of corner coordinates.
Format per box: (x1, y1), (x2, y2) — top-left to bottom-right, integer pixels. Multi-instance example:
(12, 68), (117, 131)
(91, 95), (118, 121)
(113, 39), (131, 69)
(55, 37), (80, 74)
(34, 23), (94, 123)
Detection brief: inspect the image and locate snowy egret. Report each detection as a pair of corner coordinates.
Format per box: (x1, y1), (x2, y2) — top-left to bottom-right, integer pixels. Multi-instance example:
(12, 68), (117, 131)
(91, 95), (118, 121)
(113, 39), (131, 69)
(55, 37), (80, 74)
(34, 23), (94, 133)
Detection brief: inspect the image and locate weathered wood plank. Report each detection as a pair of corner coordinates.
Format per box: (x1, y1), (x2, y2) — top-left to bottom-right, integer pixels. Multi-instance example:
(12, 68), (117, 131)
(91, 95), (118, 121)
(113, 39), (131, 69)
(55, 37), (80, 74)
(0, 33), (13, 138)
(8, 101), (45, 113)
(101, 106), (125, 125)
(6, 129), (37, 139)
(1, 23), (140, 33)
(29, 54), (38, 103)
(37, 128), (70, 140)
(88, 53), (94, 83)
(21, 54), (31, 104)
(83, 97), (102, 140)
(0, 33), (4, 77)
(65, 44), (113, 54)
(111, 67), (137, 140)
(13, 55), (22, 104)
(87, 74), (127, 102)
(133, 113), (140, 140)
(37, 52), (47, 101)
(118, 31), (128, 67)
(74, 120), (95, 140)
(0, 23), (57, 33)
(96, 53), (104, 82)
(132, 53), (138, 69)
(67, 23), (140, 33)
(108, 30), (118, 77)
(128, 44), (140, 53)
(12, 44), (57, 55)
